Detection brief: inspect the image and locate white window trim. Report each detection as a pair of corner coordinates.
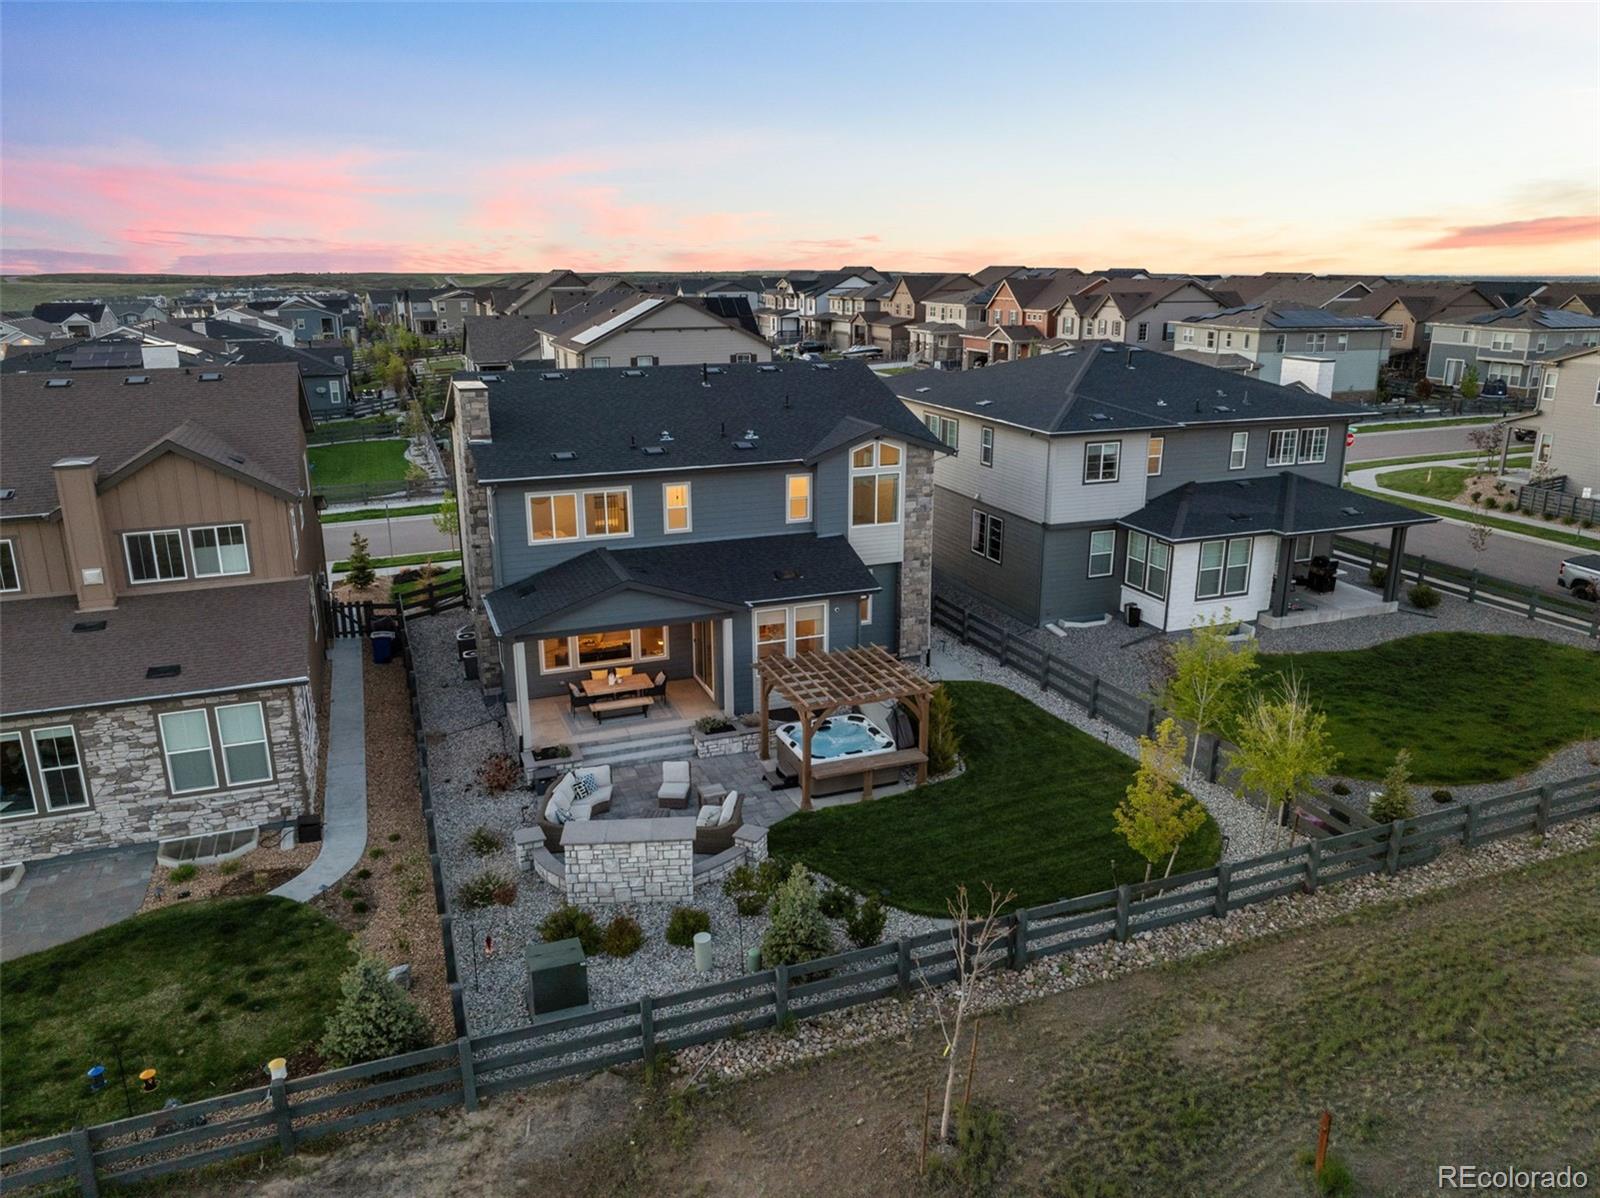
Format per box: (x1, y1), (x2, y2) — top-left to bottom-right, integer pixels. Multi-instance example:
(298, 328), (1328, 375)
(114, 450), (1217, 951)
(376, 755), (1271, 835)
(1297, 427), (1329, 465)
(0, 729), (39, 819)
(123, 529), (188, 584)
(662, 482), (692, 535)
(858, 594), (873, 626)
(849, 441), (903, 527)
(979, 425), (994, 468)
(535, 627), (671, 676)
(752, 602), (829, 669)
(1087, 529), (1115, 578)
(1195, 536), (1253, 601)
(29, 725), (90, 813)
(1541, 370), (1559, 403)
(970, 510), (1003, 564)
(1146, 435), (1164, 477)
(1266, 430), (1298, 468)
(528, 487), (635, 543)
(0, 539), (20, 592)
(1083, 440), (1121, 484)
(158, 709), (218, 795)
(1229, 430), (1249, 471)
(526, 492), (581, 544)
(1123, 530), (1171, 601)
(215, 701), (273, 787)
(1294, 535), (1314, 563)
(785, 473), (813, 524)
(189, 523), (251, 578)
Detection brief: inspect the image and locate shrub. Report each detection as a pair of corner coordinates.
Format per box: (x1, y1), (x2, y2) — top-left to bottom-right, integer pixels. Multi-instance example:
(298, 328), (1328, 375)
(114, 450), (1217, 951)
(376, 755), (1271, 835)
(392, 568), (421, 585)
(761, 864), (834, 968)
(1369, 749), (1415, 824)
(476, 753), (521, 795)
(319, 955), (429, 1066)
(352, 901), (370, 914)
(387, 832), (402, 842)
(1469, 491), (1481, 504)
(1367, 565), (1388, 588)
(1481, 497), (1497, 510)
(927, 1101), (1010, 1192)
(356, 867), (372, 880)
(1543, 511), (1557, 522)
(818, 884), (856, 920)
(845, 896), (887, 949)
(926, 684), (961, 775)
(218, 859), (241, 876)
(1583, 519), (1595, 530)
(1563, 515), (1578, 526)
(457, 870), (516, 911)
(1431, 788), (1454, 804)
(466, 826), (503, 856)
(1315, 1153), (1356, 1198)
(665, 906), (711, 948)
(600, 913), (643, 958)
(1407, 582), (1440, 610)
(368, 848), (386, 859)
(754, 855), (790, 899)
(168, 863), (198, 884)
(721, 863), (769, 917)
(341, 887), (358, 901)
(1330, 782), (1351, 796)
(693, 715), (735, 735)
(539, 904), (601, 954)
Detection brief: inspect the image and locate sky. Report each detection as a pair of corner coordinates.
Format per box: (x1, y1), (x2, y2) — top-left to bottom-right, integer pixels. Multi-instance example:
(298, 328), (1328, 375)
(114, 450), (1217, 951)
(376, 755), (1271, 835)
(2, 1), (1598, 279)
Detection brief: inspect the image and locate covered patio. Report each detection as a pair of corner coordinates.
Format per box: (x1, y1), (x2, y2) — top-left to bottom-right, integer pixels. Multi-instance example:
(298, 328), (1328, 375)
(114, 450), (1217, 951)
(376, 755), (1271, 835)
(757, 644), (934, 811)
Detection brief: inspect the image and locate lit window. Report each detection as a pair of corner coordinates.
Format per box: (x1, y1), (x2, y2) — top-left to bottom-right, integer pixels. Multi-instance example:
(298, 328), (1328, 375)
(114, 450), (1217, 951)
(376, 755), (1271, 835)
(858, 595), (873, 625)
(756, 608), (789, 660)
(576, 630), (633, 666)
(1087, 529), (1115, 578)
(124, 530), (186, 583)
(850, 442), (901, 527)
(1229, 431), (1249, 470)
(662, 483), (691, 533)
(216, 702), (272, 785)
(189, 524), (250, 577)
(786, 474), (812, 523)
(159, 710), (217, 794)
(1146, 436), (1164, 477)
(528, 493), (579, 542)
(541, 638), (570, 672)
(582, 489), (631, 537)
(794, 604), (824, 655)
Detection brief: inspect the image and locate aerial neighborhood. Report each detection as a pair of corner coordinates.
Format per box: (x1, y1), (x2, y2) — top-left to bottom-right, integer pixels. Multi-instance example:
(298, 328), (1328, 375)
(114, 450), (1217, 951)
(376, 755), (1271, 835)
(2, 255), (1598, 1191)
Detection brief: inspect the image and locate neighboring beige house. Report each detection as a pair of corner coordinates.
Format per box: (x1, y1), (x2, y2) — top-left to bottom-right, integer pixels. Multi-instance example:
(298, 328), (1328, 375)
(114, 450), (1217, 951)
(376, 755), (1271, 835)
(499, 271), (592, 317)
(1348, 282), (1501, 361)
(541, 292), (772, 369)
(0, 365), (327, 863)
(1518, 345), (1600, 495)
(1063, 278), (1224, 346)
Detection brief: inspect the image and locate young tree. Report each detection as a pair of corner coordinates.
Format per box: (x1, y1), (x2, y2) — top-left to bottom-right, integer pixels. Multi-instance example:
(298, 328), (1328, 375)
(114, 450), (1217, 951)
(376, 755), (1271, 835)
(924, 684), (962, 775)
(433, 490), (460, 551)
(383, 356), (409, 398)
(1369, 748), (1415, 823)
(319, 955), (429, 1066)
(760, 863), (833, 968)
(1466, 421), (1504, 474)
(1459, 365), (1482, 403)
(1113, 719), (1210, 881)
(403, 399), (431, 442)
(1160, 613), (1259, 780)
(1465, 500), (1494, 560)
(1232, 672), (1339, 845)
(922, 883), (1014, 1147)
(345, 532), (376, 591)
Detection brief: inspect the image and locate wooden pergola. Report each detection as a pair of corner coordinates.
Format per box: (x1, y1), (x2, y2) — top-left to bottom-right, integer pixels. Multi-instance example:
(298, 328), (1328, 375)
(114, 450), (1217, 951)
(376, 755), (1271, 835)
(757, 644), (936, 811)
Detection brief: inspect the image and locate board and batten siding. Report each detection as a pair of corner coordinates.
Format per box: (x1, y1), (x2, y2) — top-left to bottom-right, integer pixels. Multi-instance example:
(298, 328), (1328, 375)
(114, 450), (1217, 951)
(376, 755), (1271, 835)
(0, 518), (74, 598)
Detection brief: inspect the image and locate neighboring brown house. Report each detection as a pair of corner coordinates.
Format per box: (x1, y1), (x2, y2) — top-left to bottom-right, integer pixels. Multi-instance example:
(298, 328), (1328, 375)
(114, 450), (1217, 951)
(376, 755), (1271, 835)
(965, 273), (1097, 366)
(1347, 282), (1502, 364)
(0, 364), (326, 863)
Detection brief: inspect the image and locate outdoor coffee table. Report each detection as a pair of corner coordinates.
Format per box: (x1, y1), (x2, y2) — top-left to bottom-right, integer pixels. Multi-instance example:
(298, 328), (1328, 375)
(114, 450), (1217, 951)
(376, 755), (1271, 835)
(697, 784), (728, 808)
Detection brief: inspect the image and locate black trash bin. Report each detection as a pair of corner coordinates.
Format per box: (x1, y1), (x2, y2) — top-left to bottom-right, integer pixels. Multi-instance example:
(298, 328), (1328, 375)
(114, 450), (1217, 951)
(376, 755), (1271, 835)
(462, 649), (479, 681)
(1125, 603), (1142, 628)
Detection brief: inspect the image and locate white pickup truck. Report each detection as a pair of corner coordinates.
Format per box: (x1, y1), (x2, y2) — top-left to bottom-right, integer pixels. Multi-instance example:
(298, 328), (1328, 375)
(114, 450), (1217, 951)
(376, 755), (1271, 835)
(1556, 554), (1600, 601)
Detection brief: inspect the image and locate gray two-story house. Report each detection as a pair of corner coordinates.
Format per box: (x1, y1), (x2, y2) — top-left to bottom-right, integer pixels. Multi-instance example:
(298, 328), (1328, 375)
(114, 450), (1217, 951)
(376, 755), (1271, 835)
(447, 362), (944, 753)
(894, 348), (1432, 634)
(1424, 305), (1600, 398)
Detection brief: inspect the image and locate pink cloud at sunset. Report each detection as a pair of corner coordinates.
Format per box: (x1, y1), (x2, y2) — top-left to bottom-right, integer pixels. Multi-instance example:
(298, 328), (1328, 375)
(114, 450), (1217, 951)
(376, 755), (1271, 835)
(1416, 215), (1600, 252)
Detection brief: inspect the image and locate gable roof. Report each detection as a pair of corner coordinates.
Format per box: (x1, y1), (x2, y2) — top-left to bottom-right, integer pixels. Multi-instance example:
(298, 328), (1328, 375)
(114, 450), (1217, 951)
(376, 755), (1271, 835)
(0, 364), (307, 515)
(1097, 277), (1219, 319)
(32, 302), (108, 324)
(195, 318), (282, 343)
(228, 339), (350, 377)
(1348, 282), (1501, 323)
(462, 314), (547, 364)
(891, 344), (1355, 436)
(1182, 303), (1391, 332)
(1456, 303), (1600, 331)
(461, 360), (944, 484)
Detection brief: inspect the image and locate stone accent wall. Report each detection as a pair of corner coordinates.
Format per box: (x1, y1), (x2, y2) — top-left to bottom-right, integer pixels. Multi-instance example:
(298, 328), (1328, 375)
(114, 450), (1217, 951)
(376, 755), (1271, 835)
(899, 442), (935, 660)
(559, 818), (696, 904)
(0, 684), (314, 863)
(450, 381), (502, 691)
(694, 728), (764, 758)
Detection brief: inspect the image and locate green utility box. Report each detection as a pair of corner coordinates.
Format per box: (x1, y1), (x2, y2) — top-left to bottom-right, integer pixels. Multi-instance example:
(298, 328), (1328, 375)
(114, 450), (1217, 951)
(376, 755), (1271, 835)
(525, 937), (589, 1018)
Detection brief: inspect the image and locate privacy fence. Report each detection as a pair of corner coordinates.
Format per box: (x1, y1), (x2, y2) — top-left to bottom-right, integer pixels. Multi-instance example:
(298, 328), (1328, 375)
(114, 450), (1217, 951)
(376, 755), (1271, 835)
(7, 765), (1597, 1195)
(1516, 475), (1600, 526)
(1331, 536), (1599, 638)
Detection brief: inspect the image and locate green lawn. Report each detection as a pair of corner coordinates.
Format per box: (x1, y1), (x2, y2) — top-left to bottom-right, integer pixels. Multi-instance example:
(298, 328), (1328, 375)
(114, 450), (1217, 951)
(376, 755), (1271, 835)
(393, 565), (462, 599)
(308, 439), (411, 486)
(0, 898), (352, 1142)
(331, 549), (461, 573)
(1374, 464), (1477, 501)
(1349, 450), (1531, 471)
(322, 502), (443, 524)
(1258, 632), (1600, 785)
(768, 682), (1222, 915)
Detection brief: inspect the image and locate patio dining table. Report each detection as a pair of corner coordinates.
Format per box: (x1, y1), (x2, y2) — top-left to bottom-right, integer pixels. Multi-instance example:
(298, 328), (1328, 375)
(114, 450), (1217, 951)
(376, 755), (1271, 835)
(580, 673), (655, 699)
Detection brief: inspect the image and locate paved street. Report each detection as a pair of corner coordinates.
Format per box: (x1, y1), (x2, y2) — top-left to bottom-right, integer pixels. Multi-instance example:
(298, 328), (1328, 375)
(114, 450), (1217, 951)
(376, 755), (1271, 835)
(1342, 519), (1573, 591)
(1347, 422), (1507, 462)
(323, 514), (455, 561)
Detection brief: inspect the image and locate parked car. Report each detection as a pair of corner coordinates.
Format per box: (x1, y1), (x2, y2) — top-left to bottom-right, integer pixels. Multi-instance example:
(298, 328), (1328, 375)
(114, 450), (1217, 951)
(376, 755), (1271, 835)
(1483, 379), (1507, 397)
(842, 344), (883, 358)
(1512, 427), (1537, 443)
(1556, 554), (1600, 601)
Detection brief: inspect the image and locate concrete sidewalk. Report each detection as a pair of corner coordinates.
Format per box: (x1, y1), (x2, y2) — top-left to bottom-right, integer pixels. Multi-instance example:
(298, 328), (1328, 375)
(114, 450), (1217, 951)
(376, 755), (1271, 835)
(273, 639), (367, 901)
(1346, 463), (1600, 550)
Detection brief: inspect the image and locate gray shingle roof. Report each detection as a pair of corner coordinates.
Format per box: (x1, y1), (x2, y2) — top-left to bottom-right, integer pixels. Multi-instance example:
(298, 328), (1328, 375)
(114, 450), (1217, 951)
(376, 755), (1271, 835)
(1460, 305), (1600, 330)
(891, 344), (1357, 436)
(462, 314), (546, 364)
(466, 360), (944, 483)
(1183, 303), (1391, 331)
(484, 533), (880, 637)
(32, 302), (108, 324)
(0, 579), (314, 716)
(1117, 473), (1437, 542)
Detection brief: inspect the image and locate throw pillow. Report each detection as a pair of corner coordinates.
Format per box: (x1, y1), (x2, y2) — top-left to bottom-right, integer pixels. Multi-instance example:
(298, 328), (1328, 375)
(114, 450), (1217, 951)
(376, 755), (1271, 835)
(717, 795), (739, 826)
(572, 772), (596, 801)
(695, 805), (719, 828)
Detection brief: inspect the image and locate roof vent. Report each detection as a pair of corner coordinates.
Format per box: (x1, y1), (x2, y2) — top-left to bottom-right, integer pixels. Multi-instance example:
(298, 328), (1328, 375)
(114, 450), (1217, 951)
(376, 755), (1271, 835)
(773, 567), (802, 581)
(551, 451), (577, 461)
(915, 386), (931, 393)
(198, 372), (222, 381)
(123, 375), (149, 385)
(758, 364), (779, 373)
(1155, 399), (1168, 407)
(705, 365), (725, 374)
(975, 399), (993, 407)
(1215, 405), (1233, 412)
(658, 430), (673, 443)
(72, 619), (107, 633)
(812, 361), (831, 370)
(732, 440), (755, 450)
(1099, 345), (1117, 353)
(642, 445), (665, 456)
(622, 369), (645, 377)
(145, 664), (182, 679)
(1090, 413), (1111, 421)
(541, 371), (565, 381)
(45, 378), (71, 388)
(743, 429), (759, 441)
(1340, 506), (1362, 517)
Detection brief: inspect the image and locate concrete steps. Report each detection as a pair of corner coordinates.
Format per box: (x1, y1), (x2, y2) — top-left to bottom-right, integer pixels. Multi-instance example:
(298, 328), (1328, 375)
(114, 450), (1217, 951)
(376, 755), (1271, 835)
(576, 730), (698, 768)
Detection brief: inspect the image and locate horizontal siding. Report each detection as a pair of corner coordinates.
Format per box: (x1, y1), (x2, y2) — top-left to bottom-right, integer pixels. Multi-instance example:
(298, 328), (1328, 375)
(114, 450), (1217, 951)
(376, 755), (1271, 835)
(1040, 524), (1124, 623)
(931, 485), (1041, 624)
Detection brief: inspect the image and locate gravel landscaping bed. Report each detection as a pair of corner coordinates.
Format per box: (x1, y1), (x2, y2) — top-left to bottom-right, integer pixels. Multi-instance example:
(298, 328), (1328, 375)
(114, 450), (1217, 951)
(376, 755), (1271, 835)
(409, 613), (944, 1035)
(931, 631), (1271, 862)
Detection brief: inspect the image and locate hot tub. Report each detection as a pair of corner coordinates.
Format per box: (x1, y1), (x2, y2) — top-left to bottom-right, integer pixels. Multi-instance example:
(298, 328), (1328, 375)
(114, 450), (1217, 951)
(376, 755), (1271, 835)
(773, 713), (900, 797)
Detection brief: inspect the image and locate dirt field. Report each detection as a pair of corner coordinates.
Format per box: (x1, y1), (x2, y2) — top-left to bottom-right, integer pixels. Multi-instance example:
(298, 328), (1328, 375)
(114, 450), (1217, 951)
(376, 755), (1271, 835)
(172, 846), (1599, 1197)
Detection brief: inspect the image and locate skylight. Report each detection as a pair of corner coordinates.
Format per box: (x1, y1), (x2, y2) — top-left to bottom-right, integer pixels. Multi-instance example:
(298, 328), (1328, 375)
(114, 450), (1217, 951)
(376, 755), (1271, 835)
(198, 372), (223, 381)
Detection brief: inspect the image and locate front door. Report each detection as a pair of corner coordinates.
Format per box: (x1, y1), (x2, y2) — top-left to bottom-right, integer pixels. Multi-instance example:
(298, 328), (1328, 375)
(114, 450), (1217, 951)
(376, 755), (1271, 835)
(692, 619), (716, 701)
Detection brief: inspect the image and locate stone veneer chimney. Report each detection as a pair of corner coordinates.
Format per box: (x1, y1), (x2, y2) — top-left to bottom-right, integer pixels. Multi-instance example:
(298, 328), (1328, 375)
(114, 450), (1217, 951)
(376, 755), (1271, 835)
(449, 380), (502, 691)
(51, 456), (118, 611)
(898, 442), (935, 661)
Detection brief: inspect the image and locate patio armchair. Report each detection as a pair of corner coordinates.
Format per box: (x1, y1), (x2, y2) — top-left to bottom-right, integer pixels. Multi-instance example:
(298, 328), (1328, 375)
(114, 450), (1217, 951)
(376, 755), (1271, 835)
(536, 765), (614, 851)
(656, 760), (695, 809)
(693, 791), (743, 855)
(650, 670), (668, 697)
(567, 682), (593, 713)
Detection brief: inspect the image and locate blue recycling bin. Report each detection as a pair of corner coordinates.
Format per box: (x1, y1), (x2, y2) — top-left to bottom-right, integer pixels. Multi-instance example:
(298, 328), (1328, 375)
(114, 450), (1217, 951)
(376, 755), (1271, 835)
(371, 630), (396, 664)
